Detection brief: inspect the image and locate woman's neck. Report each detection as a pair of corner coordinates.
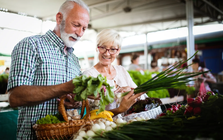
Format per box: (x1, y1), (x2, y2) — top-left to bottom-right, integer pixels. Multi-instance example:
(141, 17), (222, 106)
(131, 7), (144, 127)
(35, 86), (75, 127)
(132, 60), (138, 65)
(94, 63), (115, 80)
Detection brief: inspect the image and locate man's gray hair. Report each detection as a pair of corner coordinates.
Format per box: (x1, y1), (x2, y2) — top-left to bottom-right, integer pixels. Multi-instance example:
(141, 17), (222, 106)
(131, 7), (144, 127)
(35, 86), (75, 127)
(59, 0), (90, 19)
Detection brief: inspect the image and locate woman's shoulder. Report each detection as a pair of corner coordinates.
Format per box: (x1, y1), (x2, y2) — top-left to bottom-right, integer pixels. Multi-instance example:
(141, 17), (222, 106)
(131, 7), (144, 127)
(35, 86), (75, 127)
(114, 65), (127, 72)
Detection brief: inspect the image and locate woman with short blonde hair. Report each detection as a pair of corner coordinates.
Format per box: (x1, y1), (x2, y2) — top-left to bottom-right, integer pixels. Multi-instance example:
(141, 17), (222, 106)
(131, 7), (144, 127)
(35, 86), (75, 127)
(83, 29), (143, 118)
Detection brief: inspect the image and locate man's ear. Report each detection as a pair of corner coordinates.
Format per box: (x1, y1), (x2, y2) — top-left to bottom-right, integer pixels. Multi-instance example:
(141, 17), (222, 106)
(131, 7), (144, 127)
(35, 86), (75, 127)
(56, 12), (63, 25)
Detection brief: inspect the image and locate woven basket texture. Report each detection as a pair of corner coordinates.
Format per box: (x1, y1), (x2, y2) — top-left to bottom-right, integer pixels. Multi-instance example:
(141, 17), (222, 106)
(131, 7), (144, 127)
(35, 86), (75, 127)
(33, 96), (92, 140)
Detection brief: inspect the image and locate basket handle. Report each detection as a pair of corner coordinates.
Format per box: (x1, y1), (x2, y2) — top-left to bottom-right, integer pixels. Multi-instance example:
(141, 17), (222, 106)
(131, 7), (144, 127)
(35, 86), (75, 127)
(58, 96), (91, 122)
(80, 99), (90, 120)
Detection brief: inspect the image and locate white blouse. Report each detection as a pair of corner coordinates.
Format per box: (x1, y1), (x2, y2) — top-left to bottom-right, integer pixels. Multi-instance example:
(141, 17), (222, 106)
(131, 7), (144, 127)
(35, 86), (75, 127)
(82, 65), (137, 111)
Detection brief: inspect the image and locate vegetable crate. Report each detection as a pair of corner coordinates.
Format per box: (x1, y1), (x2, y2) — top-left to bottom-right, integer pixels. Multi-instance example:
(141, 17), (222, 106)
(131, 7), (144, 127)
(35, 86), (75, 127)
(33, 96), (93, 140)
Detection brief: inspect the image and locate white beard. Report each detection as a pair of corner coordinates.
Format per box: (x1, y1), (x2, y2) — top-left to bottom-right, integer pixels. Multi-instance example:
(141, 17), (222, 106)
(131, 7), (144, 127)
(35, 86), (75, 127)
(60, 20), (81, 48)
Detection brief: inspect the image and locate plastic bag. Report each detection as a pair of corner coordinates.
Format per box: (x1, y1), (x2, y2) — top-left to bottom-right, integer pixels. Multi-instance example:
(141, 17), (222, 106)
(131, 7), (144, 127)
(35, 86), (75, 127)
(199, 82), (207, 96)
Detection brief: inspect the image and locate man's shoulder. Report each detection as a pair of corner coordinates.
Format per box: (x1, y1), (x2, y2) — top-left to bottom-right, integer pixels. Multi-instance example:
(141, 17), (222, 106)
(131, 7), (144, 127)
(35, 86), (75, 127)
(20, 30), (53, 43)
(18, 34), (44, 45)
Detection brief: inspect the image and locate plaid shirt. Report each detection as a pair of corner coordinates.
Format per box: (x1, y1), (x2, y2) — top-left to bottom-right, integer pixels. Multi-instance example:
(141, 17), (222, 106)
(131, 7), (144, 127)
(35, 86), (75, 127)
(7, 30), (81, 140)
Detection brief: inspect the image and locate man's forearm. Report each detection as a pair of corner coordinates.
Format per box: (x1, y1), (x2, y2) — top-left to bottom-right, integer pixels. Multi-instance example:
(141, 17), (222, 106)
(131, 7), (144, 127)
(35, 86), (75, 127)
(8, 80), (75, 107)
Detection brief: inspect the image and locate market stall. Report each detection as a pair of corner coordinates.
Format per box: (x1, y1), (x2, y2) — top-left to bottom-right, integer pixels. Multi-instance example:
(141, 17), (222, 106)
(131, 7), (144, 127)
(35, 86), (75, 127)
(32, 91), (223, 140)
(84, 92), (223, 140)
(32, 56), (215, 140)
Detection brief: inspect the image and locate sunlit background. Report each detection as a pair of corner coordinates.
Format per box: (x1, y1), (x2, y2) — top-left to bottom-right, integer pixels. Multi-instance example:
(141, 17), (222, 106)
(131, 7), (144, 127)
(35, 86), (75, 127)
(0, 11), (223, 72)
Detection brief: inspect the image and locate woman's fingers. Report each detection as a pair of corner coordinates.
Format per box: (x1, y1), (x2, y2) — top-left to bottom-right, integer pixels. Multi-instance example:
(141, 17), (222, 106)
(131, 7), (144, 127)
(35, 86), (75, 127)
(130, 92), (144, 100)
(114, 86), (132, 93)
(124, 89), (134, 98)
(118, 90), (144, 112)
(114, 87), (121, 93)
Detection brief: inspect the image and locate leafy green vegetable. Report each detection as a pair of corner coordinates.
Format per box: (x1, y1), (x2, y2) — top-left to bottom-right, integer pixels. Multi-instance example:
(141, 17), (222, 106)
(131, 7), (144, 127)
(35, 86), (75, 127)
(36, 114), (65, 124)
(147, 88), (169, 98)
(0, 74), (8, 94)
(72, 74), (114, 114)
(174, 84), (195, 95)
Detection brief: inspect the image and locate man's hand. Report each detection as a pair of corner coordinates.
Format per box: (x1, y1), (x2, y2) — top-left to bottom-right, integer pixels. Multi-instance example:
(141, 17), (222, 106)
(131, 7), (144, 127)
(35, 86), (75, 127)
(87, 95), (100, 100)
(58, 93), (81, 109)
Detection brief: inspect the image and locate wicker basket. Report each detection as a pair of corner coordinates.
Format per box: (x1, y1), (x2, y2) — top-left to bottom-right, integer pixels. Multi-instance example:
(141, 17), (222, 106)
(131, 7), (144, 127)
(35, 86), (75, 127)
(33, 96), (92, 140)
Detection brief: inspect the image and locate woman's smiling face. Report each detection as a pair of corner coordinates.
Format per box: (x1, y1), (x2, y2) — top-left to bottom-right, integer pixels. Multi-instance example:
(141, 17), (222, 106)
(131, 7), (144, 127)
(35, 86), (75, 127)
(98, 42), (120, 66)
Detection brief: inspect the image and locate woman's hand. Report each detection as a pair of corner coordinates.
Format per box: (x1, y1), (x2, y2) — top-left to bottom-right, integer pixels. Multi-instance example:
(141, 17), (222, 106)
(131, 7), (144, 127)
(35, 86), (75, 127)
(114, 86), (131, 93)
(58, 93), (82, 109)
(118, 89), (144, 113)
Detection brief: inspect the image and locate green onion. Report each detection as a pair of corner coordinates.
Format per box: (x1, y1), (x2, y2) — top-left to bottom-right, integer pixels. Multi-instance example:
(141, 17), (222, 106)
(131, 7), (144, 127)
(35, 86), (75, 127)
(122, 51), (208, 96)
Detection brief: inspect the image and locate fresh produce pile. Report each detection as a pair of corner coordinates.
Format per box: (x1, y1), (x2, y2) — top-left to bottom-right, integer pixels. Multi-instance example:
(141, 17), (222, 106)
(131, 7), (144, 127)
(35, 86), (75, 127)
(73, 74), (114, 114)
(127, 97), (162, 114)
(36, 113), (65, 124)
(72, 118), (118, 140)
(89, 92), (223, 140)
(72, 114), (151, 140)
(82, 109), (114, 122)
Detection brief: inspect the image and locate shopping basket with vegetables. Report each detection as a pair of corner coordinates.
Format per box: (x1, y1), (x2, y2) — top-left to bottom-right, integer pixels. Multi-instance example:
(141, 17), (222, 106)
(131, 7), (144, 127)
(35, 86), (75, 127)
(33, 96), (93, 140)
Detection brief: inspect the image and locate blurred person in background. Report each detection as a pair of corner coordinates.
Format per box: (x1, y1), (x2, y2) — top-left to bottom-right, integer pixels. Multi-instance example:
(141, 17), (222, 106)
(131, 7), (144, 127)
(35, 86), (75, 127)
(128, 53), (145, 74)
(149, 60), (159, 72)
(192, 58), (216, 97)
(1, 67), (9, 75)
(83, 29), (144, 118)
(180, 50), (188, 69)
(7, 0), (90, 139)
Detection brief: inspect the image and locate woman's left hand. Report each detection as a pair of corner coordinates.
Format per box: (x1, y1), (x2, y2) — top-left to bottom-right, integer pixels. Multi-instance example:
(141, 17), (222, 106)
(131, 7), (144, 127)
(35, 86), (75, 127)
(118, 90), (144, 113)
(114, 86), (131, 93)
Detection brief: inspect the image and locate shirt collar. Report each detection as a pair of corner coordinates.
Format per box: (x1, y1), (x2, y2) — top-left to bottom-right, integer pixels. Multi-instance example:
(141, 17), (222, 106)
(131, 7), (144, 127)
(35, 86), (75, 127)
(67, 47), (74, 53)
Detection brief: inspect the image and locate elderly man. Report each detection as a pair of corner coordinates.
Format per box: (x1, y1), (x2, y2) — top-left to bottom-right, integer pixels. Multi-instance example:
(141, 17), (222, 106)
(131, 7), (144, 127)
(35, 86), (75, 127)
(8, 0), (141, 139)
(7, 0), (89, 139)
